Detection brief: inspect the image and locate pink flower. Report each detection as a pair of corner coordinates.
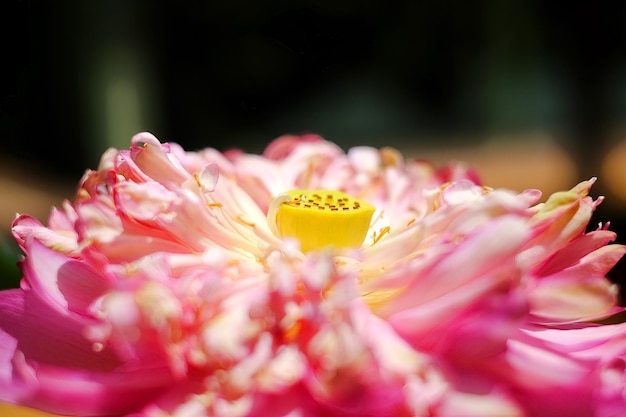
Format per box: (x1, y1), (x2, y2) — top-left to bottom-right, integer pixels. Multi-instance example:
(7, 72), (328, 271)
(0, 132), (624, 416)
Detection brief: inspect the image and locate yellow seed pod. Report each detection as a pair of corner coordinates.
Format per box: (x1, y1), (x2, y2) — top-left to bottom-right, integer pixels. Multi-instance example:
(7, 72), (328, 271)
(268, 190), (375, 252)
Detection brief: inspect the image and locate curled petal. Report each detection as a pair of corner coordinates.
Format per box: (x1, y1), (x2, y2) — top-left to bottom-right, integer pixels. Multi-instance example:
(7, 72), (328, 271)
(127, 132), (190, 186)
(12, 215), (78, 256)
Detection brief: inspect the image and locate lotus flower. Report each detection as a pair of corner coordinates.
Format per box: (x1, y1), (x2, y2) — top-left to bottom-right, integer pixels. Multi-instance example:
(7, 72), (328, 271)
(1, 132), (625, 416)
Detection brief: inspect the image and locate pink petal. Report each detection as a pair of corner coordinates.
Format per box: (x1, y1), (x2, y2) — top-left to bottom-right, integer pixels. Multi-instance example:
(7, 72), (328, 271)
(522, 323), (626, 360)
(262, 134), (324, 160)
(529, 274), (618, 323)
(347, 146), (381, 174)
(114, 181), (179, 221)
(85, 234), (191, 264)
(529, 245), (626, 322)
(47, 201), (78, 231)
(536, 230), (620, 277)
(521, 193), (595, 269)
(128, 133), (190, 186)
(0, 290), (119, 373)
(22, 238), (111, 317)
(378, 215), (528, 316)
(0, 290), (173, 416)
(12, 215), (78, 255)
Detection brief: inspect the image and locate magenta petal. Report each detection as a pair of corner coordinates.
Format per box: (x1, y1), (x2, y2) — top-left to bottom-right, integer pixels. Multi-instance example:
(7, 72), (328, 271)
(0, 291), (27, 399)
(22, 238), (111, 317)
(0, 290), (172, 416)
(17, 364), (172, 416)
(0, 289), (119, 374)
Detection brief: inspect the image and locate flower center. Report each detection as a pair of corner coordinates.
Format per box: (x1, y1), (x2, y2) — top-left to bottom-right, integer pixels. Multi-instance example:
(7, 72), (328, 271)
(268, 190), (375, 252)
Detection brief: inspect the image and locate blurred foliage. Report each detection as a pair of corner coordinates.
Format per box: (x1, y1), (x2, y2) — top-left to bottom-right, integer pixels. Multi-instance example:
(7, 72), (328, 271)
(3, 0), (626, 172)
(0, 236), (21, 290)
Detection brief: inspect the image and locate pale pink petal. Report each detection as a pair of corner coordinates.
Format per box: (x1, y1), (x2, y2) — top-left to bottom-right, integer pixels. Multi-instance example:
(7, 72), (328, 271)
(529, 275), (620, 324)
(436, 179), (487, 207)
(347, 146), (381, 174)
(262, 134), (324, 160)
(529, 245), (626, 323)
(127, 133), (190, 186)
(437, 389), (524, 417)
(228, 154), (286, 208)
(114, 181), (179, 221)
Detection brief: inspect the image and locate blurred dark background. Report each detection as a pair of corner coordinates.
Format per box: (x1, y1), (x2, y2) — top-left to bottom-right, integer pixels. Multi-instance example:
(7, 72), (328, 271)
(2, 0), (626, 294)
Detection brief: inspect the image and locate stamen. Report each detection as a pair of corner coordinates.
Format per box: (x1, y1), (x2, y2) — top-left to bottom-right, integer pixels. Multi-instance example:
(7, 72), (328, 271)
(361, 288), (403, 309)
(371, 226), (390, 245)
(237, 215), (256, 228)
(268, 190), (375, 252)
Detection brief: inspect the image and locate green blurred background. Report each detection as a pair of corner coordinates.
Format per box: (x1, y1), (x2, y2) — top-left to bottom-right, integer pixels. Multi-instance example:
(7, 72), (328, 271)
(2, 0), (626, 293)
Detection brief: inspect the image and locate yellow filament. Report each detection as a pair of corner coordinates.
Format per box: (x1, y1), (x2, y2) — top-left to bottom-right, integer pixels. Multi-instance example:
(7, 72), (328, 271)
(268, 190), (375, 252)
(361, 288), (403, 310)
(371, 226), (390, 245)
